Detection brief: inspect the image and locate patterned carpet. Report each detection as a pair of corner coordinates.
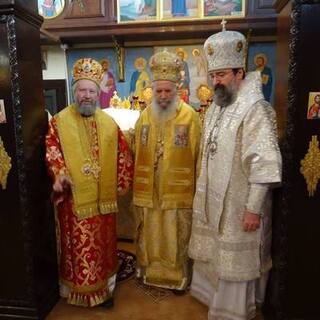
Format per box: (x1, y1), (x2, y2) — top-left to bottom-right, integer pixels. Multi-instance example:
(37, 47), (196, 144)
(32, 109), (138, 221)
(116, 249), (136, 283)
(116, 249), (173, 303)
(134, 279), (173, 303)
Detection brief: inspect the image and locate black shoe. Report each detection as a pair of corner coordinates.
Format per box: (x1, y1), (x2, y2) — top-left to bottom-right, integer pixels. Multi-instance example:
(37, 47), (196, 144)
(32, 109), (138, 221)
(100, 297), (114, 309)
(172, 289), (186, 296)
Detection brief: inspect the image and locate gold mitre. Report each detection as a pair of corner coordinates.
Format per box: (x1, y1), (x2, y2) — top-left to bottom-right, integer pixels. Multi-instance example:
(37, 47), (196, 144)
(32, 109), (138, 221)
(72, 58), (103, 86)
(204, 20), (246, 72)
(149, 50), (182, 82)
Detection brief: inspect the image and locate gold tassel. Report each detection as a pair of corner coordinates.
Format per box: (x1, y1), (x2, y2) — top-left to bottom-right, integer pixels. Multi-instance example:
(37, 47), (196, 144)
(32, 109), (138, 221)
(68, 289), (109, 307)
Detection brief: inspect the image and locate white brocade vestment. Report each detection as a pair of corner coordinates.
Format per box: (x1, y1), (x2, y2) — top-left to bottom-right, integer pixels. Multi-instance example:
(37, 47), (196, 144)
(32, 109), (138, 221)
(189, 71), (282, 288)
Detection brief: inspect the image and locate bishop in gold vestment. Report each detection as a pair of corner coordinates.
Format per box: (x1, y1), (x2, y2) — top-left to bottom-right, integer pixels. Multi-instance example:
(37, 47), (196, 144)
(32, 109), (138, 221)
(133, 50), (201, 291)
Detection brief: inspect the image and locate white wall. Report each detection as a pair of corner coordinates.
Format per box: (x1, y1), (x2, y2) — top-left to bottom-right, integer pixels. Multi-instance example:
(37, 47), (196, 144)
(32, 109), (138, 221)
(42, 45), (67, 80)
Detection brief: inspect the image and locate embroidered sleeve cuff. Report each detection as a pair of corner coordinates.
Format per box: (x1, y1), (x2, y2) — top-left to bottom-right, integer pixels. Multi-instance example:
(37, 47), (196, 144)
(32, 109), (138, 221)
(245, 183), (270, 215)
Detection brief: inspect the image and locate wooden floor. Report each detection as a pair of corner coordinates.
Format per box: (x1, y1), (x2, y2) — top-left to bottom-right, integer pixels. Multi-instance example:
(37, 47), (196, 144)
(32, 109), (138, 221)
(46, 242), (262, 320)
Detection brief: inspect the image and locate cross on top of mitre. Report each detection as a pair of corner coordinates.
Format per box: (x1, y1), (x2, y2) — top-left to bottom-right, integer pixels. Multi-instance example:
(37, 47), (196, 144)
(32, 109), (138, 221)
(221, 18), (227, 31)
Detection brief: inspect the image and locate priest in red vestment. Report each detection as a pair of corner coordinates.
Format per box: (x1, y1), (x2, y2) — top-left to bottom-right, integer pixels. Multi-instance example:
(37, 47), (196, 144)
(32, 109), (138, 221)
(45, 58), (133, 307)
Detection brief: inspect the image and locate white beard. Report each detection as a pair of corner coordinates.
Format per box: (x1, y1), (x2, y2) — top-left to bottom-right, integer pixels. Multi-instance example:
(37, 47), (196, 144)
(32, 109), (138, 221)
(151, 96), (179, 123)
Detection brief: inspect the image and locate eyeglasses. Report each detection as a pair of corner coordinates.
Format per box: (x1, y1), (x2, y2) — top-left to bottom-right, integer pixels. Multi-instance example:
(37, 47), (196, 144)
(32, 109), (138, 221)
(209, 70), (234, 81)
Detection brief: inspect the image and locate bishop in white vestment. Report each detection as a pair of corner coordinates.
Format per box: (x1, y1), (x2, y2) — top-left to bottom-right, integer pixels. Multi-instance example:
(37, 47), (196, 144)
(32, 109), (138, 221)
(188, 25), (282, 320)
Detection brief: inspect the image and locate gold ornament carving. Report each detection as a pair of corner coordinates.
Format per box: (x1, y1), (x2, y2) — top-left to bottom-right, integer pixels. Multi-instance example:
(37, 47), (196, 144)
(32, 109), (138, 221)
(196, 84), (214, 125)
(142, 86), (153, 106)
(0, 136), (12, 190)
(300, 135), (320, 197)
(110, 91), (122, 108)
(197, 84), (213, 105)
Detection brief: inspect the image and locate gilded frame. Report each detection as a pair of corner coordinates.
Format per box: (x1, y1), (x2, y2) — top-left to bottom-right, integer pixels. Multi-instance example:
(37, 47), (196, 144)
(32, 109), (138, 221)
(117, 0), (246, 23)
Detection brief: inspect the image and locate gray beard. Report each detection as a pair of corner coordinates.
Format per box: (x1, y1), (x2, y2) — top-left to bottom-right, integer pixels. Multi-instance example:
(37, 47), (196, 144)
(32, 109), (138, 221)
(75, 101), (98, 117)
(213, 83), (237, 108)
(151, 96), (179, 123)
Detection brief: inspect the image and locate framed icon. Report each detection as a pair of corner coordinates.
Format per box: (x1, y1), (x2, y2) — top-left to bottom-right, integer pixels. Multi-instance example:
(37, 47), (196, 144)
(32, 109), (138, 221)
(38, 0), (66, 19)
(117, 0), (245, 22)
(161, 0), (201, 21)
(307, 92), (320, 120)
(203, 0), (245, 19)
(118, 0), (158, 23)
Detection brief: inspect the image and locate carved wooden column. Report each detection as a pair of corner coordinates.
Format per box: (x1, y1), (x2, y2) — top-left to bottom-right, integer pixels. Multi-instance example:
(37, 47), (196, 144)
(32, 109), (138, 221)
(264, 1), (320, 319)
(262, 3), (292, 319)
(0, 1), (59, 319)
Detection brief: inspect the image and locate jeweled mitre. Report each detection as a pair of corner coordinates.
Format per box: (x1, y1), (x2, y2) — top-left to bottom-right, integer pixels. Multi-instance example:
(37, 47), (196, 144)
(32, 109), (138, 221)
(149, 50), (182, 82)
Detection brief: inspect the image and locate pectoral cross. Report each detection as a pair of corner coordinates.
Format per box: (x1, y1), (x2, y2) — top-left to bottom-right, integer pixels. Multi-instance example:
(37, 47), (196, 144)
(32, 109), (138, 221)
(221, 18), (227, 31)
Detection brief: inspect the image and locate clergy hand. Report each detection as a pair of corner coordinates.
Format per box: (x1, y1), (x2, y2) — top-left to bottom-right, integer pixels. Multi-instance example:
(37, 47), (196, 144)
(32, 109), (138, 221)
(53, 175), (72, 193)
(242, 210), (260, 232)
